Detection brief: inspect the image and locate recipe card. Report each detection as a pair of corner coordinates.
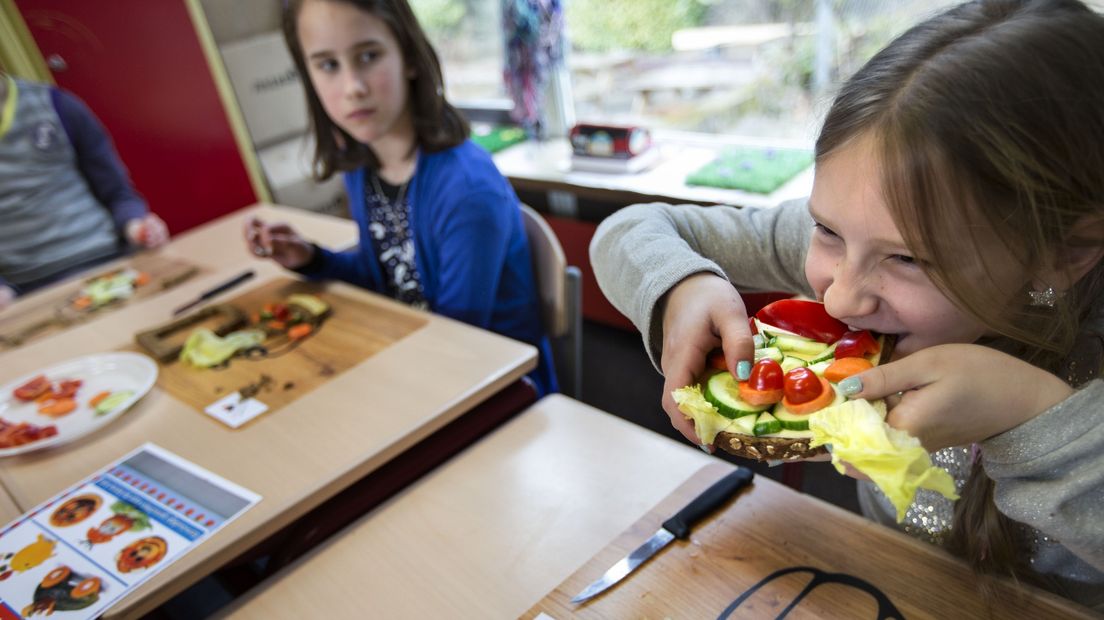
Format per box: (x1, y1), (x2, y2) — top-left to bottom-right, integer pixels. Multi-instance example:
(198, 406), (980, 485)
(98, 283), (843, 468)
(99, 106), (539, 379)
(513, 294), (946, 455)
(0, 443), (260, 619)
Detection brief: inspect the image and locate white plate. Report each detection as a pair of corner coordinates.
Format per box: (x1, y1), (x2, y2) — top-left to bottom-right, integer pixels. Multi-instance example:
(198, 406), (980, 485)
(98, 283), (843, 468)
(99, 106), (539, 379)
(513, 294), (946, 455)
(0, 352), (157, 456)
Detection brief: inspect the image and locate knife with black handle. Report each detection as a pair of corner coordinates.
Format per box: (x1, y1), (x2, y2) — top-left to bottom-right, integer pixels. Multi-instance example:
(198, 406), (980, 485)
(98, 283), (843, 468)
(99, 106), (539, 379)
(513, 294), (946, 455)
(571, 466), (755, 604)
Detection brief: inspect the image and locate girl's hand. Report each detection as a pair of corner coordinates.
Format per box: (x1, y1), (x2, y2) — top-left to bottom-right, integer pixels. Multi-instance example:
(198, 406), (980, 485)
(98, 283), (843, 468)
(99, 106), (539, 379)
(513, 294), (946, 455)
(125, 214), (169, 248)
(659, 273), (755, 447)
(843, 343), (1074, 451)
(243, 217), (315, 270)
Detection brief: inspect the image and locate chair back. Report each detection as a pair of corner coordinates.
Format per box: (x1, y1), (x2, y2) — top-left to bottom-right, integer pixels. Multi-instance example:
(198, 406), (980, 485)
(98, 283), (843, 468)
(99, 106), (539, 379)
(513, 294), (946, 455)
(519, 204), (583, 397)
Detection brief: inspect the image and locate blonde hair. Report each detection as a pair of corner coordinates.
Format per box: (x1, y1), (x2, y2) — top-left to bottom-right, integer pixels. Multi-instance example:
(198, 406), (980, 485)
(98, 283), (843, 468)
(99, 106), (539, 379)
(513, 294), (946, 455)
(816, 0), (1104, 586)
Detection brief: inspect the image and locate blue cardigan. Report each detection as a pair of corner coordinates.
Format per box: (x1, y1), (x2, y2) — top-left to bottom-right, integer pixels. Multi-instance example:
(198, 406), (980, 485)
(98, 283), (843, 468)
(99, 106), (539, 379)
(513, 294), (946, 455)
(302, 140), (557, 395)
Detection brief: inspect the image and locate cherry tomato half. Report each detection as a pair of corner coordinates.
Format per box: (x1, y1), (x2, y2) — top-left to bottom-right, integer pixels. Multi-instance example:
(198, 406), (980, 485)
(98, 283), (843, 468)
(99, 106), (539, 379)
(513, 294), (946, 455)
(749, 358), (784, 391)
(834, 330), (880, 359)
(756, 299), (848, 344)
(783, 367), (824, 404)
(13, 375), (50, 401)
(707, 349), (727, 371)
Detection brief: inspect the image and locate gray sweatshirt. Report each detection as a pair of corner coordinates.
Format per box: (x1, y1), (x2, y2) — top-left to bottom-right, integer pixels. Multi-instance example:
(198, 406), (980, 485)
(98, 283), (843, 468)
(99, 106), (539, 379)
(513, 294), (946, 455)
(590, 199), (1104, 610)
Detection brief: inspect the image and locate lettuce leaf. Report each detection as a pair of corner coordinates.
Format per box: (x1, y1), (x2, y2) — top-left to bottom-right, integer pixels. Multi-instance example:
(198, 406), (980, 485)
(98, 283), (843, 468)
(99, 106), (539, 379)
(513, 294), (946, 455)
(809, 400), (958, 522)
(179, 328), (265, 368)
(671, 384), (733, 445)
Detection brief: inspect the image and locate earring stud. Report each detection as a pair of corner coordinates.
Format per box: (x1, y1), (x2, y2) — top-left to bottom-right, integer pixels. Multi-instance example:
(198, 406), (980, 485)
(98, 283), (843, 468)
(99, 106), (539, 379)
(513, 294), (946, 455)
(1028, 286), (1061, 308)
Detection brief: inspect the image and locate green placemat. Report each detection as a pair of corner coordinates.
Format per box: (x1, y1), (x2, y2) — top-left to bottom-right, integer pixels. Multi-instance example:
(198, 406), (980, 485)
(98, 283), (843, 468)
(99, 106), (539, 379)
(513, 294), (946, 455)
(686, 147), (813, 194)
(471, 125), (528, 154)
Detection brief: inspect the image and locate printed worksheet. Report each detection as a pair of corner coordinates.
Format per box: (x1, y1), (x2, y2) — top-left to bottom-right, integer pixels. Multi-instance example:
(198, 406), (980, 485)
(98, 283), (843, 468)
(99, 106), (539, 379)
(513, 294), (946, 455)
(0, 444), (260, 619)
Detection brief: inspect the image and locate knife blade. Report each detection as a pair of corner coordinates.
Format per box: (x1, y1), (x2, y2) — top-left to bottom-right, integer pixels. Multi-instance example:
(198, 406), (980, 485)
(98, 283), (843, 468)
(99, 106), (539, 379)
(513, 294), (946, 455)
(571, 466), (754, 605)
(172, 269), (255, 316)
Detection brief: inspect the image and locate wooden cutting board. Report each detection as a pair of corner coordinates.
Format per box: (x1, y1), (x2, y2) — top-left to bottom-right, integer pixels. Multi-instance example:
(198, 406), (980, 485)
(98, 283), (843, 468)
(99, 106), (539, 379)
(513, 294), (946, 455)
(525, 462), (1098, 619)
(141, 277), (426, 425)
(0, 253), (203, 350)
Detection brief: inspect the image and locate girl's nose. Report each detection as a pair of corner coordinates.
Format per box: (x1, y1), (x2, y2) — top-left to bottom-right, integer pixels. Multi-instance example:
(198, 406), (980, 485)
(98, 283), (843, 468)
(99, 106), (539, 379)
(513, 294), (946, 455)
(343, 69), (368, 98)
(822, 266), (878, 323)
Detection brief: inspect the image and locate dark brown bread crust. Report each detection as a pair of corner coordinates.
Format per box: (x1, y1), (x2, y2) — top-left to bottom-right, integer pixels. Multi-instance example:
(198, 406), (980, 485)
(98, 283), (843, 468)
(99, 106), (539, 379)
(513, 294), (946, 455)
(714, 432), (826, 461)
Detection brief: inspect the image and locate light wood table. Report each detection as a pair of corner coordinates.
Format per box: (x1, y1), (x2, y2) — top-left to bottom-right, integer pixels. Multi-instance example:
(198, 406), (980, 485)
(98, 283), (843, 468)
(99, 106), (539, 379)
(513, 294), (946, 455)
(214, 394), (720, 619)
(0, 204), (538, 619)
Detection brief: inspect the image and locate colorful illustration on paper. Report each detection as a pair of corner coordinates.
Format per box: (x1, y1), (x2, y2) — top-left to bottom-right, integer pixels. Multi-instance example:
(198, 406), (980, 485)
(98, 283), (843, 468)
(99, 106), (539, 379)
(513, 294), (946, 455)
(80, 502), (151, 549)
(115, 537), (167, 574)
(21, 565), (103, 617)
(48, 495), (103, 528)
(0, 443), (260, 620)
(0, 536), (57, 582)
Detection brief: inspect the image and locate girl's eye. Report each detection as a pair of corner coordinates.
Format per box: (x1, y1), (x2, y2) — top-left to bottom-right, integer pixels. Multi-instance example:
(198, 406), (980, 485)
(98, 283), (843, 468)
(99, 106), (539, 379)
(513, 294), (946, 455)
(358, 50), (379, 64)
(813, 222), (840, 239)
(891, 254), (915, 264)
(315, 59), (338, 73)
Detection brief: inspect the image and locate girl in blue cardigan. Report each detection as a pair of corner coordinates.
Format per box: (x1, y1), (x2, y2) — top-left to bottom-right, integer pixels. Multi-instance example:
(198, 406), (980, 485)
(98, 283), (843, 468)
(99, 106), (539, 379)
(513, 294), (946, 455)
(245, 0), (556, 395)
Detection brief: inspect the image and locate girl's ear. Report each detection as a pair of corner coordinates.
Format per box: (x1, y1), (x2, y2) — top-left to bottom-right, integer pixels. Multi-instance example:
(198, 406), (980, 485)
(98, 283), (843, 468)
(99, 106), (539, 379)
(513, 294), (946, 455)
(1034, 213), (1104, 291)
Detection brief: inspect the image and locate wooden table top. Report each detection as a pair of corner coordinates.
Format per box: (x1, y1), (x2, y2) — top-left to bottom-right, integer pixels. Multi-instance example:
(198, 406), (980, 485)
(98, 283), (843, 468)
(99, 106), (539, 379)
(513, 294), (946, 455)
(0, 204), (538, 619)
(526, 466), (1099, 619)
(215, 394), (720, 619)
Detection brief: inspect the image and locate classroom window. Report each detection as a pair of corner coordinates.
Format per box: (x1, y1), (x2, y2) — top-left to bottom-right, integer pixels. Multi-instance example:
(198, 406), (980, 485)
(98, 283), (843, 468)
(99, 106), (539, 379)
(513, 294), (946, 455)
(564, 0), (961, 140)
(411, 0), (508, 105)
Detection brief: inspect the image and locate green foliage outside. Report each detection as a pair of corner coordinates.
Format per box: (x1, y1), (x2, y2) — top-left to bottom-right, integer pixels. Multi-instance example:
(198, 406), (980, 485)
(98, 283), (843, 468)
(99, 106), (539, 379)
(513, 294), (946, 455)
(411, 0), (467, 37)
(567, 0), (709, 53)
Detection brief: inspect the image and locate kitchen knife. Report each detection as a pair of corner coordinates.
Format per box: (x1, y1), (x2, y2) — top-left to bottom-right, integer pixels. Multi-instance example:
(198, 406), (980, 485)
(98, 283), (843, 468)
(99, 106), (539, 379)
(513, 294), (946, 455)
(172, 269), (255, 316)
(571, 466), (754, 605)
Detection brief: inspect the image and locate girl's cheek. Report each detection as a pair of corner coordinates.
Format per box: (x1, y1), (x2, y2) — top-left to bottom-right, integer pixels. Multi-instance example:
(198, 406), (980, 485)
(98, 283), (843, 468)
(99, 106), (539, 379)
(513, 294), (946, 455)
(803, 247), (831, 302)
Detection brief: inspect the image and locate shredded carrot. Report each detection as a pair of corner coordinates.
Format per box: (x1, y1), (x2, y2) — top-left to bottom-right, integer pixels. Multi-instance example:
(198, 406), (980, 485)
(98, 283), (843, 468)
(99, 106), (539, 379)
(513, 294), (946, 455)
(782, 378), (836, 415)
(133, 271), (151, 287)
(287, 323), (313, 340)
(824, 357), (874, 383)
(38, 398), (77, 417)
(89, 391), (112, 408)
(737, 381), (783, 406)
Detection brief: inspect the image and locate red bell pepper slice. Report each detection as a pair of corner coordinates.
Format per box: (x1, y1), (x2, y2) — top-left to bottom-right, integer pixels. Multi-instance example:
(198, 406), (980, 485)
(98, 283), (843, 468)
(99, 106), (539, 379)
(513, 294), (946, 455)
(755, 299), (848, 344)
(834, 330), (880, 359)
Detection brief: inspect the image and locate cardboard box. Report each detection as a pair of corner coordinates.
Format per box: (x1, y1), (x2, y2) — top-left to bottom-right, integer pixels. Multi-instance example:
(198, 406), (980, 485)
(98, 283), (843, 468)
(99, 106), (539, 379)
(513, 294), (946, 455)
(221, 30), (309, 148)
(259, 132), (348, 217)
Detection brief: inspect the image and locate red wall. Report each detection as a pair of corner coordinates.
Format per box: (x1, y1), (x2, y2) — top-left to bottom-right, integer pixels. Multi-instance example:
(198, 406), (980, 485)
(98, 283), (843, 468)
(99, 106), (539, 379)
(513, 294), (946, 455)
(16, 0), (257, 234)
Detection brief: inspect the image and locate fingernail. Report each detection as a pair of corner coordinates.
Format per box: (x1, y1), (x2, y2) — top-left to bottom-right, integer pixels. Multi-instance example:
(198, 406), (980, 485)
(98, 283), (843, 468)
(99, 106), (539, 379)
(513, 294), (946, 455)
(839, 376), (863, 396)
(736, 360), (751, 381)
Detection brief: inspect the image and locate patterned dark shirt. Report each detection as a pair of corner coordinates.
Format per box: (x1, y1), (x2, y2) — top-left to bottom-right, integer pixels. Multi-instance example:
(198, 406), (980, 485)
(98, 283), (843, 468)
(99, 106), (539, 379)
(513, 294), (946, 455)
(365, 173), (427, 309)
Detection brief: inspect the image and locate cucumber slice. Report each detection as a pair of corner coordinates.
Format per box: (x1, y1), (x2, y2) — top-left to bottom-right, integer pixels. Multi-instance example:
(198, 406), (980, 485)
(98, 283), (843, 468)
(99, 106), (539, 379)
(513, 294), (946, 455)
(772, 403), (812, 431)
(728, 413), (757, 436)
(773, 334), (831, 358)
(753, 412), (783, 436)
(94, 391), (134, 416)
(780, 356), (807, 373)
(704, 372), (770, 419)
(753, 347), (783, 363)
(807, 360), (832, 376)
(806, 343), (837, 364)
(752, 334), (766, 349)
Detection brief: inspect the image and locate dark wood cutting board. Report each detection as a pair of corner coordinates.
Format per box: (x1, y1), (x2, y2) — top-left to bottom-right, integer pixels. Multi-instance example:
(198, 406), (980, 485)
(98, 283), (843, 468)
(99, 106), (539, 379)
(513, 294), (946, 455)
(140, 277), (426, 425)
(524, 462), (1099, 619)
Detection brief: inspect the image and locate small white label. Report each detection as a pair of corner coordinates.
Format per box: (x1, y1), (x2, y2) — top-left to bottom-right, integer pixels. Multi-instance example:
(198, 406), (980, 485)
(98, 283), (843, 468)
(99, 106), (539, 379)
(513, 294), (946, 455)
(205, 391), (269, 429)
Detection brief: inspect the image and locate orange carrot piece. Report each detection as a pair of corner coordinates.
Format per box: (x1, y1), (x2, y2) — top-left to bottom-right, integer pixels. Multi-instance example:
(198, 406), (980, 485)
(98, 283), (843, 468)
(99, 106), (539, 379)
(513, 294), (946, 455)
(133, 271), (151, 287)
(737, 381), (783, 406)
(72, 296), (93, 310)
(38, 398), (77, 417)
(287, 323), (313, 340)
(88, 391), (112, 408)
(824, 357), (874, 383)
(782, 377), (836, 415)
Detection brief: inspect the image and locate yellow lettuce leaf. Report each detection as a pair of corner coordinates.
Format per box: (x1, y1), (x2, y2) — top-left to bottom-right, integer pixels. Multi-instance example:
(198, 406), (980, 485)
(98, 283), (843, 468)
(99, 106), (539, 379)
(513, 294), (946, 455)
(179, 328), (265, 368)
(809, 399), (958, 522)
(671, 385), (733, 445)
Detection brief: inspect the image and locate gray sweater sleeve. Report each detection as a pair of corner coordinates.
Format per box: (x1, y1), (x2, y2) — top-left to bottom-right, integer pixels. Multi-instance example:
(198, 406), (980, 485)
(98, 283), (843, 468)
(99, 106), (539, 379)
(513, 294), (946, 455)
(980, 379), (1104, 571)
(589, 200), (815, 369)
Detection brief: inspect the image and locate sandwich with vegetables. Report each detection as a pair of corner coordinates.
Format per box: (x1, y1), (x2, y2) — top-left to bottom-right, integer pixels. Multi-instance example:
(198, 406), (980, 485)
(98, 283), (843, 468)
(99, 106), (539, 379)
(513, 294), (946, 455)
(674, 299), (893, 461)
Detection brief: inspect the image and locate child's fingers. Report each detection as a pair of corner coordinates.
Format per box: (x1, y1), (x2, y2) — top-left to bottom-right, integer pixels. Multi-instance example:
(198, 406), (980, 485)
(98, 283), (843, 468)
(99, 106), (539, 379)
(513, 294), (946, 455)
(715, 309), (755, 379)
(838, 356), (927, 401)
(660, 346), (709, 447)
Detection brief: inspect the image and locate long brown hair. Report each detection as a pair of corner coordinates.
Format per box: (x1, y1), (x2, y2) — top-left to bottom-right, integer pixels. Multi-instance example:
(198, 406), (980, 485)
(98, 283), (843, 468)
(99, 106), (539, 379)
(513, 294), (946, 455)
(816, 0), (1104, 586)
(283, 0), (470, 180)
